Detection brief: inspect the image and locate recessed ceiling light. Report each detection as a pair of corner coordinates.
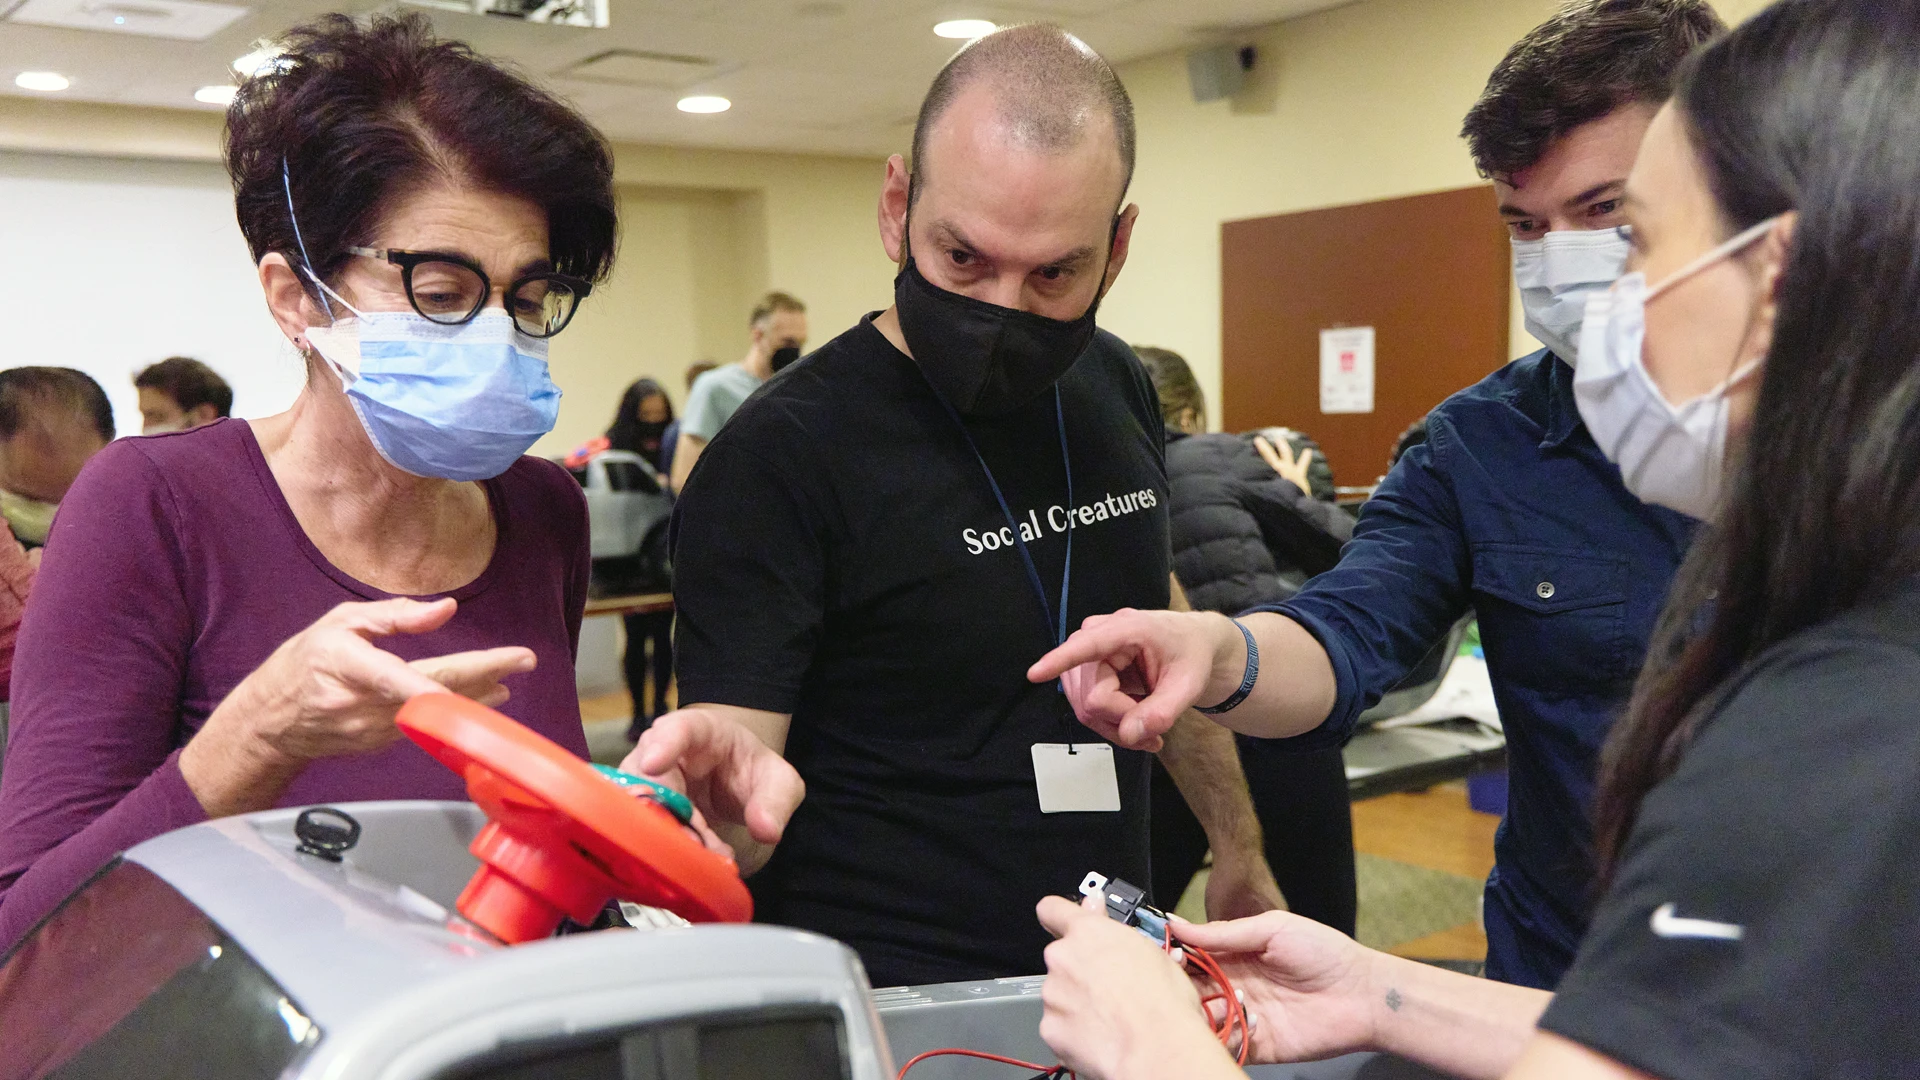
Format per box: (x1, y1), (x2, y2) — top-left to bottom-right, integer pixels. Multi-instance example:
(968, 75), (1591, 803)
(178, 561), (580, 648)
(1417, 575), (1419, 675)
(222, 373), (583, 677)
(14, 71), (71, 92)
(232, 46), (283, 79)
(934, 18), (996, 39)
(677, 95), (730, 114)
(194, 84), (237, 105)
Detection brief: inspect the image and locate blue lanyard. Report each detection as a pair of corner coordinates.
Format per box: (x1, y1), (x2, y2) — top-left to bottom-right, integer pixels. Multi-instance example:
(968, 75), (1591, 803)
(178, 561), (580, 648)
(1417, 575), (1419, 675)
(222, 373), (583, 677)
(938, 387), (1073, 649)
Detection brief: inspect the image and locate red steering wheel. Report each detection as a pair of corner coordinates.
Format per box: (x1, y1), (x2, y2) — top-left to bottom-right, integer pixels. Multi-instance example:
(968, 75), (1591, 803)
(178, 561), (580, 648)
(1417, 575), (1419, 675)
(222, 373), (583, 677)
(397, 693), (752, 943)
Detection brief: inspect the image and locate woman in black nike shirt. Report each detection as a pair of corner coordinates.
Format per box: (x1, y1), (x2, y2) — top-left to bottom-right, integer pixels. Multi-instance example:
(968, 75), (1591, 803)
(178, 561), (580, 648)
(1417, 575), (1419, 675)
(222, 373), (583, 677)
(1033, 1), (1920, 1077)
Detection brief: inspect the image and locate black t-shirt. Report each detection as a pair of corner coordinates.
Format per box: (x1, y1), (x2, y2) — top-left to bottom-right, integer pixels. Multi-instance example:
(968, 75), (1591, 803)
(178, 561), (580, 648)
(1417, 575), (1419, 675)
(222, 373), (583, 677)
(1540, 580), (1920, 1077)
(671, 315), (1170, 987)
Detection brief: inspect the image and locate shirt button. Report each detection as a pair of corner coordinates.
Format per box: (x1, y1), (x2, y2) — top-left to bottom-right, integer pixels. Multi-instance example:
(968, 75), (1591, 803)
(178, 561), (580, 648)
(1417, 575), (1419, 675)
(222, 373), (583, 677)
(1536, 581), (1556, 600)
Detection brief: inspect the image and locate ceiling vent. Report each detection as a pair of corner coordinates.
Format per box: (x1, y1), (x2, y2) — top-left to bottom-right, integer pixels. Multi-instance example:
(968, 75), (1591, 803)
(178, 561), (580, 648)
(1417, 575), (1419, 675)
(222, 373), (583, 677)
(401, 0), (606, 29)
(555, 49), (720, 89)
(2, 0), (248, 40)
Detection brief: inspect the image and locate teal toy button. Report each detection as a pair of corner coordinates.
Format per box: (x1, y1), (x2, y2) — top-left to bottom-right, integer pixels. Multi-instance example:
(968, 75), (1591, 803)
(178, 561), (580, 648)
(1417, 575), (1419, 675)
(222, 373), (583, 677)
(591, 763), (695, 825)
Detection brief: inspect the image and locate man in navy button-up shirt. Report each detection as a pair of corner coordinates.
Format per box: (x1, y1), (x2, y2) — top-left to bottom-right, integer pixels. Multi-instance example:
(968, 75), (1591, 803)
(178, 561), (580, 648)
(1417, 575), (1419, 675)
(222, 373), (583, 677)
(1272, 350), (1694, 988)
(1031, 0), (1720, 990)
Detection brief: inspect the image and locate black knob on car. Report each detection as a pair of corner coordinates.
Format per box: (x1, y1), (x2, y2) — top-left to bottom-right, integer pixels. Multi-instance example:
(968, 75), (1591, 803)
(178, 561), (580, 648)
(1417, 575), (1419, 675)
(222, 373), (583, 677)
(294, 806), (362, 862)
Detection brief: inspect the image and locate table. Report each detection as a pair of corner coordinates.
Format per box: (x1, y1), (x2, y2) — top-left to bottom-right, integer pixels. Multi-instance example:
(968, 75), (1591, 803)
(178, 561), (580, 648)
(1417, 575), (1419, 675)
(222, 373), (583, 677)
(583, 592), (674, 618)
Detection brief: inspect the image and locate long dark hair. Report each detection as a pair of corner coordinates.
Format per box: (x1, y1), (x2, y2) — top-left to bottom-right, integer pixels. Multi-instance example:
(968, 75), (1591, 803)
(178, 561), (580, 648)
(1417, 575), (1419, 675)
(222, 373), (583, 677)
(1595, 0), (1920, 875)
(606, 378), (673, 454)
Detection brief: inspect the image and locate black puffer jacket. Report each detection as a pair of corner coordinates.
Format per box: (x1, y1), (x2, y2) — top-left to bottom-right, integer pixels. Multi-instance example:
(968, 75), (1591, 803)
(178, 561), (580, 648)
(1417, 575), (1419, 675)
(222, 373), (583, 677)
(1166, 432), (1354, 613)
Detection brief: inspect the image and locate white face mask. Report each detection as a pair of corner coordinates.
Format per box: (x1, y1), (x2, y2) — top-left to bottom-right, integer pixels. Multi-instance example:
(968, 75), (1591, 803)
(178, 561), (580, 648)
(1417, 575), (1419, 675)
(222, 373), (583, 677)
(1512, 227), (1631, 364)
(1574, 216), (1783, 520)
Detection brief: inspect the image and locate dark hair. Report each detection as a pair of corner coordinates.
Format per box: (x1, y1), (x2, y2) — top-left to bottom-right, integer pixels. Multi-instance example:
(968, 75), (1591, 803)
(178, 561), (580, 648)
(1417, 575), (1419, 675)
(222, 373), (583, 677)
(226, 12), (617, 303)
(684, 360), (718, 392)
(606, 378), (672, 454)
(910, 23), (1134, 209)
(1390, 418), (1429, 469)
(135, 356), (233, 418)
(0, 367), (114, 443)
(1595, 0), (1920, 876)
(1461, 0), (1724, 178)
(750, 291), (806, 328)
(1134, 345), (1204, 431)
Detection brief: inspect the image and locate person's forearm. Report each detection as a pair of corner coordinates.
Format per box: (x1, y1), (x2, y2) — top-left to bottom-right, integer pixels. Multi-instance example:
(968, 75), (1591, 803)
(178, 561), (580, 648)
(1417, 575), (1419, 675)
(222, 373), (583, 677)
(1113, 1018), (1243, 1080)
(1363, 951), (1552, 1080)
(1157, 710), (1263, 869)
(1162, 577), (1273, 895)
(1193, 611), (1339, 740)
(179, 681), (304, 818)
(0, 750), (210, 952)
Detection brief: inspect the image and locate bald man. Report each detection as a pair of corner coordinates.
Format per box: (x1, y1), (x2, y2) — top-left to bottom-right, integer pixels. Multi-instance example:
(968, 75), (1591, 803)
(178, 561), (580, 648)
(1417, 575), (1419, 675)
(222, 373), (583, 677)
(631, 25), (1278, 986)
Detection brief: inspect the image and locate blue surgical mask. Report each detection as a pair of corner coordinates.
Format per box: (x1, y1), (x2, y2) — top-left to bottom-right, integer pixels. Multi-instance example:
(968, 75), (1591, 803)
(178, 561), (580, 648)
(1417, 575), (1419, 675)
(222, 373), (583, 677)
(305, 282), (561, 482)
(282, 159), (560, 482)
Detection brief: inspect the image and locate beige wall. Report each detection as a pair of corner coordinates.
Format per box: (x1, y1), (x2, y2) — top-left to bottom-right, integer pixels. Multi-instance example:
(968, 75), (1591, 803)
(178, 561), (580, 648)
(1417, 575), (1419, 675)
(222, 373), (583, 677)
(1103, 0), (1770, 431)
(0, 0), (1777, 448)
(0, 96), (895, 458)
(543, 188), (725, 456)
(541, 145), (895, 456)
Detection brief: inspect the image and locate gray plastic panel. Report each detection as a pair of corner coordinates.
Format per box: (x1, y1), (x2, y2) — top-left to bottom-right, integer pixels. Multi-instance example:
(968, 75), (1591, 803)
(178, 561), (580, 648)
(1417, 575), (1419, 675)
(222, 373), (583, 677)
(114, 801), (1449, 1080)
(873, 975), (1449, 1080)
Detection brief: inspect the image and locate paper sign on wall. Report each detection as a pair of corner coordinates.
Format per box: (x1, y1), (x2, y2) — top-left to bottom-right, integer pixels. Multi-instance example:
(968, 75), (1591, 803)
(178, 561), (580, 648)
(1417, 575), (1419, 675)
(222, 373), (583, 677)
(1319, 326), (1376, 414)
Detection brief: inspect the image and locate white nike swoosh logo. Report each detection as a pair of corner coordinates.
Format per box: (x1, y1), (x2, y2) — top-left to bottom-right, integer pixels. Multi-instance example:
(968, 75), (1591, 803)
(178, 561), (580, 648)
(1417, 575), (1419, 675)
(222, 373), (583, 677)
(1649, 902), (1745, 941)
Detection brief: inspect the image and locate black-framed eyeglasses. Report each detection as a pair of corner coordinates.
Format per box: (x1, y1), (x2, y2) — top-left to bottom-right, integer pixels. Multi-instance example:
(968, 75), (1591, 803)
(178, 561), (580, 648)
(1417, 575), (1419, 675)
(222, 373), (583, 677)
(346, 247), (593, 339)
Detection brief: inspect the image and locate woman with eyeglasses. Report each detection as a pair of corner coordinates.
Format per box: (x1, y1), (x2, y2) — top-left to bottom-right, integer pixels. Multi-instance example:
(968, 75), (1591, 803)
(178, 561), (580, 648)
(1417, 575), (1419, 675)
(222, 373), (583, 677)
(1031, 0), (1920, 1076)
(0, 14), (619, 950)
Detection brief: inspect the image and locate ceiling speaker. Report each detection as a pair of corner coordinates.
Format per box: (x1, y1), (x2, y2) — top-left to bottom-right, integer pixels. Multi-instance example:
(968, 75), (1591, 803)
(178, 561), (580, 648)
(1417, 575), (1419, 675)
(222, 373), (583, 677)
(1187, 44), (1256, 104)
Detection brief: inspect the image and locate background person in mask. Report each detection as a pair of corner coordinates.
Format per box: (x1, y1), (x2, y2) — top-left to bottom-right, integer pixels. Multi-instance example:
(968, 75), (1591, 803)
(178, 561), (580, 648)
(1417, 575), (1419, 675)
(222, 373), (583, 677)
(628, 23), (1275, 988)
(0, 367), (112, 552)
(1036, 3), (1920, 1074)
(134, 356), (233, 435)
(0, 13), (617, 952)
(656, 359), (715, 484)
(668, 292), (808, 494)
(565, 377), (678, 736)
(0, 367), (112, 715)
(1027, 0), (1722, 991)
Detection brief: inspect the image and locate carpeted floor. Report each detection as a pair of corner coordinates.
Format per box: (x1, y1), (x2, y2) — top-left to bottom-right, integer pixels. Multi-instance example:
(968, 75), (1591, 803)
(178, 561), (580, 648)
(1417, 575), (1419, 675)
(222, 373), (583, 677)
(1170, 852), (1482, 953)
(1352, 853), (1482, 950)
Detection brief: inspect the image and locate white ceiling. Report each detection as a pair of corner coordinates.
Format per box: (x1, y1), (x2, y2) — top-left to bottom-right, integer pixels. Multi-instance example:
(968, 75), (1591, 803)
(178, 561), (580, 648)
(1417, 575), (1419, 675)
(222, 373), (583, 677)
(0, 0), (1351, 157)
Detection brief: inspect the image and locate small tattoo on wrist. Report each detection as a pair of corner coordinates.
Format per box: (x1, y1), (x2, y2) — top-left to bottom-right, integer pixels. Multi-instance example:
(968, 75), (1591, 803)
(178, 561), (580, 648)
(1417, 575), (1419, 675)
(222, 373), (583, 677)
(1385, 988), (1403, 1012)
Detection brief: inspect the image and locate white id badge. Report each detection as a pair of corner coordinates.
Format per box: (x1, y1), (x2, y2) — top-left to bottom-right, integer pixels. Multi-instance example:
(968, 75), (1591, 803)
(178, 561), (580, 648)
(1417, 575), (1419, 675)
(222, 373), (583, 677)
(1031, 743), (1122, 813)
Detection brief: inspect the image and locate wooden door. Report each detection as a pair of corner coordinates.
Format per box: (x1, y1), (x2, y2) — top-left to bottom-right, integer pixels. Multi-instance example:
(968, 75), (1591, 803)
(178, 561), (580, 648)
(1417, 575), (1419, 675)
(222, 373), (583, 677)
(1221, 185), (1512, 486)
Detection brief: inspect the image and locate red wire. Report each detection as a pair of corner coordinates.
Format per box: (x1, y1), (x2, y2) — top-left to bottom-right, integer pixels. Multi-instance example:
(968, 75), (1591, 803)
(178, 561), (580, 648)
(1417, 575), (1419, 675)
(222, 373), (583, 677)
(895, 1047), (1072, 1079)
(1174, 936), (1251, 1066)
(896, 928), (1247, 1079)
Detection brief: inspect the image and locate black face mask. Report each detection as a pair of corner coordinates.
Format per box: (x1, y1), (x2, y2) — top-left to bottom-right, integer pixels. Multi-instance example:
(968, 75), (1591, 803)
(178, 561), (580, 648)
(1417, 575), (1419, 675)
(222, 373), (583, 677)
(893, 255), (1103, 417)
(770, 344), (803, 373)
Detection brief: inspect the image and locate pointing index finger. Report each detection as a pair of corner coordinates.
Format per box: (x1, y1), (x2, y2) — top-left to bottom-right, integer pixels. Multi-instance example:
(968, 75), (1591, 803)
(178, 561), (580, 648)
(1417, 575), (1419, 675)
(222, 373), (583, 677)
(1029, 624), (1132, 683)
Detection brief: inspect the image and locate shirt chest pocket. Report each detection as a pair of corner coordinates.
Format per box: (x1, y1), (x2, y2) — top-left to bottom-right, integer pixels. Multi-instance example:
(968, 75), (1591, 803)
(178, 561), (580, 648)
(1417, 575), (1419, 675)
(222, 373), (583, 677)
(1470, 543), (1635, 689)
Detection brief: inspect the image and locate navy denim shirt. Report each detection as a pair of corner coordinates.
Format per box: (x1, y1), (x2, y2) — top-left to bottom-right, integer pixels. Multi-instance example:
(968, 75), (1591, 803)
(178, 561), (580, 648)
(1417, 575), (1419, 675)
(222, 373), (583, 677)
(1261, 350), (1695, 989)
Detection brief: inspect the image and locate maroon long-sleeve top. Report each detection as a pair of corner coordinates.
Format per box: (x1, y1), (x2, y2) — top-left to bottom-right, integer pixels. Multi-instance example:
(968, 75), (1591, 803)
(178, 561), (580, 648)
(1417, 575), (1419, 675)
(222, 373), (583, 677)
(0, 419), (590, 951)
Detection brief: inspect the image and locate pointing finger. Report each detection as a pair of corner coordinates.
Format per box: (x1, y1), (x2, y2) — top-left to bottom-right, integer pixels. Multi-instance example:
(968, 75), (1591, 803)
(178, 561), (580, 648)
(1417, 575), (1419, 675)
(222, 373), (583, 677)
(1030, 623), (1137, 683)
